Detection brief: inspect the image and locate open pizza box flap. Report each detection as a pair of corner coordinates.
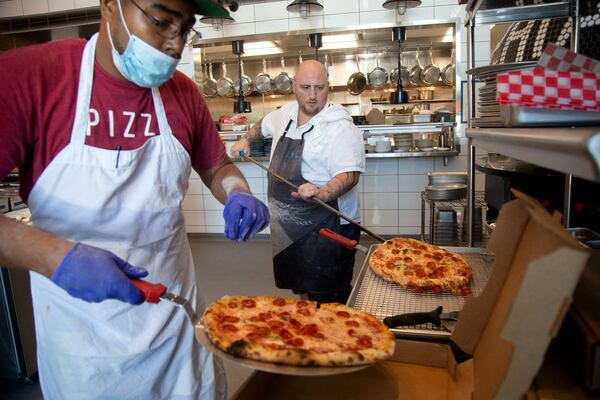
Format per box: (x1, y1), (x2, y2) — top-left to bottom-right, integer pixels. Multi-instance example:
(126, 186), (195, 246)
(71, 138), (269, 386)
(232, 191), (591, 400)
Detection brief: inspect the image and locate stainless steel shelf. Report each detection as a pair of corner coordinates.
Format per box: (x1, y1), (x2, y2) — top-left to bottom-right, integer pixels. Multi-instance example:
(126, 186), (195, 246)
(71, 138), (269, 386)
(465, 1), (570, 26)
(366, 150), (459, 158)
(359, 122), (456, 135)
(466, 127), (600, 182)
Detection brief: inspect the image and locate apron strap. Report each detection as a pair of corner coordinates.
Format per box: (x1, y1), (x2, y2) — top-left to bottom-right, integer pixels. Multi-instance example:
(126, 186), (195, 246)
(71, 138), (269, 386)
(70, 34), (98, 146)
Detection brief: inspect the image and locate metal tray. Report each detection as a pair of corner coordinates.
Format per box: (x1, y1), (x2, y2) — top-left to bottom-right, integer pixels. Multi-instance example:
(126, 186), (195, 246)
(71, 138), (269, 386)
(347, 245), (495, 340)
(466, 61), (537, 80)
(500, 105), (600, 127)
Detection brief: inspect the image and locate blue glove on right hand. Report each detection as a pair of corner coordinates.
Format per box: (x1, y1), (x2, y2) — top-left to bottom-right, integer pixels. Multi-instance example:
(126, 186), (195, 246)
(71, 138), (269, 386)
(223, 191), (270, 241)
(51, 243), (148, 304)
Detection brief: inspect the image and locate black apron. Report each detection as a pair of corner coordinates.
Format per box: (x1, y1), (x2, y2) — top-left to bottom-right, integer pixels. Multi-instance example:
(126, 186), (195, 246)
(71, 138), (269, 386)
(268, 119), (346, 293)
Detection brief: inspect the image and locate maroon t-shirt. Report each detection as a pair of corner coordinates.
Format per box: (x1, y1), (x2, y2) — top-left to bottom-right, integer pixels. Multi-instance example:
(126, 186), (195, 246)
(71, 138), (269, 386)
(0, 38), (226, 202)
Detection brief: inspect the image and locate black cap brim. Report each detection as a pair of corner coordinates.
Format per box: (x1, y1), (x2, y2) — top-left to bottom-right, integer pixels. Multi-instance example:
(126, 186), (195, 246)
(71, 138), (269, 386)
(192, 0), (230, 17)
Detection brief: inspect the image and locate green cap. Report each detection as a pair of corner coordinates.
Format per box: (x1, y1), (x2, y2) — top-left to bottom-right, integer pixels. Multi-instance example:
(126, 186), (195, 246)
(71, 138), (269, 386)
(191, 0), (230, 17)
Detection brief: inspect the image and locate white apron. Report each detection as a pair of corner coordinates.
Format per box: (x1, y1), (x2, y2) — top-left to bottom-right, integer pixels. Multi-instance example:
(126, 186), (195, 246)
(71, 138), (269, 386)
(26, 33), (226, 400)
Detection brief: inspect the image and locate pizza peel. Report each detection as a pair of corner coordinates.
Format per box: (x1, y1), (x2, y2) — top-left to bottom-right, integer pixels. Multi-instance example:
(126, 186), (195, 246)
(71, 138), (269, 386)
(130, 279), (373, 376)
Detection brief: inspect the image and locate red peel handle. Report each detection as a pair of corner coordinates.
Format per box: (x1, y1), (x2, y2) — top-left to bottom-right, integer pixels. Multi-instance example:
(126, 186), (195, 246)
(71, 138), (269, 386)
(130, 279), (167, 303)
(319, 228), (358, 250)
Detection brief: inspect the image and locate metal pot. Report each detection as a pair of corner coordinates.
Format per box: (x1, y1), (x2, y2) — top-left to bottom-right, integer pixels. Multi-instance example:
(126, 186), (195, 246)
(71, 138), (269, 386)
(202, 62), (218, 97)
(390, 52), (410, 88)
(408, 50), (423, 87)
(420, 47), (441, 86)
(217, 61), (234, 97)
(347, 53), (367, 96)
(441, 48), (455, 86)
(368, 49), (388, 89)
(274, 56), (293, 94)
(233, 59), (253, 97)
(254, 58), (274, 94)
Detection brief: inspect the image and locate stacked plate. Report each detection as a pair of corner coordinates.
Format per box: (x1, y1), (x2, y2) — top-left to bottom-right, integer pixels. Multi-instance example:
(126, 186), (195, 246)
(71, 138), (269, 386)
(425, 184), (467, 201)
(264, 138), (272, 156)
(249, 138), (266, 157)
(393, 133), (413, 152)
(466, 62), (537, 128)
(433, 207), (458, 246)
(427, 172), (467, 186)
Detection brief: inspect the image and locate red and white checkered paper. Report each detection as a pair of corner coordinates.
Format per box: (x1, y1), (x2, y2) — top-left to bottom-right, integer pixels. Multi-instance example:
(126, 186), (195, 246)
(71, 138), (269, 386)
(496, 43), (600, 111)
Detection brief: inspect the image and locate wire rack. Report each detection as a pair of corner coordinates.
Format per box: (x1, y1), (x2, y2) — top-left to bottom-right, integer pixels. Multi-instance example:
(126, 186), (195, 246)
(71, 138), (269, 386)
(421, 191), (488, 247)
(347, 245), (495, 340)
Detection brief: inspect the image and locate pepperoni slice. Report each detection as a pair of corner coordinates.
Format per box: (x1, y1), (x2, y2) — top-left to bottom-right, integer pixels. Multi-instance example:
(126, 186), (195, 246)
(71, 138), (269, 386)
(431, 285), (442, 293)
(272, 298), (286, 306)
(418, 244), (427, 250)
(289, 318), (302, 328)
(258, 312), (272, 321)
(460, 287), (472, 296)
(221, 315), (240, 323)
(391, 249), (400, 255)
(357, 335), (373, 348)
(227, 301), (238, 308)
(220, 324), (238, 332)
(314, 332), (325, 339)
(403, 256), (413, 263)
(437, 266), (447, 272)
(300, 324), (318, 336)
(246, 332), (262, 340)
(254, 326), (270, 335)
(426, 261), (436, 269)
(403, 271), (414, 276)
(413, 250), (422, 255)
(279, 328), (293, 340)
(345, 320), (360, 327)
(297, 308), (311, 317)
(347, 329), (355, 337)
(415, 268), (426, 278)
(278, 311), (291, 320)
(288, 337), (304, 347)
(385, 261), (395, 269)
(268, 320), (284, 330)
(336, 311), (351, 318)
(241, 299), (256, 308)
(296, 300), (309, 308)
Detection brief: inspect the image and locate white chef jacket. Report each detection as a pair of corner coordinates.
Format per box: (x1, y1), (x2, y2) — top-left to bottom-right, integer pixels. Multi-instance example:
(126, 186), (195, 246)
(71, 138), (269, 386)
(261, 102), (365, 223)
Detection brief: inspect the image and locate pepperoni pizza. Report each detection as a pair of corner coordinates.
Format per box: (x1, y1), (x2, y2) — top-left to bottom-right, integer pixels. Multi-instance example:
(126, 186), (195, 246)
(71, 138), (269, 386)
(202, 296), (395, 366)
(369, 238), (472, 295)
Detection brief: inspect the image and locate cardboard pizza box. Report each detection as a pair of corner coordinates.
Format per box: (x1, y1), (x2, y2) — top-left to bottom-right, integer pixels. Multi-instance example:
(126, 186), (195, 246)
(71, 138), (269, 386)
(231, 190), (592, 400)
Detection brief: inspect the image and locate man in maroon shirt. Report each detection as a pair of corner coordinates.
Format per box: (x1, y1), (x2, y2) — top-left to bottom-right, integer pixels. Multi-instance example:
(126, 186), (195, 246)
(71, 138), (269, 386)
(0, 0), (268, 398)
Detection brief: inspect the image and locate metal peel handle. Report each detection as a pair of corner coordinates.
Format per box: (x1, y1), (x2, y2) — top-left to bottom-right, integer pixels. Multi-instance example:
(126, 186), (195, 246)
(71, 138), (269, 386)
(383, 306), (443, 328)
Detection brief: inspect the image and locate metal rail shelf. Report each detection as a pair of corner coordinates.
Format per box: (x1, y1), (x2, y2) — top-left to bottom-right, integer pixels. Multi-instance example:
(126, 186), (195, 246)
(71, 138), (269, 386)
(465, 0), (570, 26)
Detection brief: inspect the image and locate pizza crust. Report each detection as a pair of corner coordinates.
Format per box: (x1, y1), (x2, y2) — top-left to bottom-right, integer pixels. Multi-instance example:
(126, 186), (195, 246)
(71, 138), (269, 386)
(369, 238), (473, 295)
(202, 296), (395, 367)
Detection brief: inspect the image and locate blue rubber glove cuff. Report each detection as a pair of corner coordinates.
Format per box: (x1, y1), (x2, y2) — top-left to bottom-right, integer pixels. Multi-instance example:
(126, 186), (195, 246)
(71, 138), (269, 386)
(223, 191), (270, 241)
(52, 243), (148, 304)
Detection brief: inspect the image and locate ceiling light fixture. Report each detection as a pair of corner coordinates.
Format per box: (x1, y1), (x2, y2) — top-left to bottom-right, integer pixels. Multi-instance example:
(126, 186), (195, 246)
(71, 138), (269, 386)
(199, 12), (234, 31)
(382, 0), (422, 16)
(287, 0), (323, 19)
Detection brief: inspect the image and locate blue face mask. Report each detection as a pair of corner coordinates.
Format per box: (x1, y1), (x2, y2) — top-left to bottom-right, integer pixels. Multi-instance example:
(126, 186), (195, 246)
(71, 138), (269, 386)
(107, 0), (179, 88)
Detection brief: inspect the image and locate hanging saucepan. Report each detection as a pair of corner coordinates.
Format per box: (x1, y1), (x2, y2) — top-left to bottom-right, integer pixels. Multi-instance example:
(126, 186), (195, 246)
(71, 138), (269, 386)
(368, 48), (388, 89)
(347, 53), (367, 96)
(202, 61), (218, 97)
(390, 52), (410, 88)
(274, 56), (293, 94)
(196, 63), (206, 94)
(254, 58), (274, 94)
(217, 61), (235, 97)
(409, 49), (423, 87)
(441, 47), (456, 86)
(234, 59), (253, 97)
(420, 47), (441, 86)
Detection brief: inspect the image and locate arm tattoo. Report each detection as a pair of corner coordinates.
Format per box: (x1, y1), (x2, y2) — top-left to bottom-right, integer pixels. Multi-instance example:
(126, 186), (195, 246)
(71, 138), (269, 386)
(243, 117), (264, 143)
(317, 172), (360, 202)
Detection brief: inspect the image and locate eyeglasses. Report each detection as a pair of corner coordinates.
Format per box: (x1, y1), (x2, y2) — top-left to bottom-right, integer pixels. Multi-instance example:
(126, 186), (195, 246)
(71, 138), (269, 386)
(129, 0), (200, 40)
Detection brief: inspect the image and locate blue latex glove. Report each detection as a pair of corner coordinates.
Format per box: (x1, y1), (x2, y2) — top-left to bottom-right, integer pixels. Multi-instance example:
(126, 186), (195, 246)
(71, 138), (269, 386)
(223, 191), (270, 241)
(51, 243), (148, 304)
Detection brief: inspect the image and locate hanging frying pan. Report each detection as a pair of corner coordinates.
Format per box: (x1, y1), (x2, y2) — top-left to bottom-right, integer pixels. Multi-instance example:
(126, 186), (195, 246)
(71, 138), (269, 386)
(390, 52), (410, 88)
(347, 53), (367, 96)
(274, 56), (293, 94)
(367, 48), (388, 89)
(254, 58), (274, 94)
(202, 61), (218, 97)
(441, 48), (456, 86)
(131, 279), (372, 376)
(217, 61), (235, 97)
(420, 47), (441, 86)
(234, 59), (253, 97)
(409, 49), (424, 87)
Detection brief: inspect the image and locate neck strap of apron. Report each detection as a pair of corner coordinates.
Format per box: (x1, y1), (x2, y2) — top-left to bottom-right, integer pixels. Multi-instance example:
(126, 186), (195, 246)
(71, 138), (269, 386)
(282, 119), (315, 140)
(69, 33), (173, 147)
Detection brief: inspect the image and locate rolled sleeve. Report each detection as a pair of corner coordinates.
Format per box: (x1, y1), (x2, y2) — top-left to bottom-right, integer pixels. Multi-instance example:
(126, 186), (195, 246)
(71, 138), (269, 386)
(328, 123), (366, 177)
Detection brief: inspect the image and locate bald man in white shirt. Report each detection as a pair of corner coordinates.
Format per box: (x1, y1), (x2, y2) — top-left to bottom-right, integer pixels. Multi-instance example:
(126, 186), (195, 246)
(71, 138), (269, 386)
(232, 60), (366, 304)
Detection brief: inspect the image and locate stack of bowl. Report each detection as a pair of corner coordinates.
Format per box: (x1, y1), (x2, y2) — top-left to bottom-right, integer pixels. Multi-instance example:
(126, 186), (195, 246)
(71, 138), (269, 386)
(393, 133), (413, 152)
(415, 137), (435, 151)
(249, 138), (266, 157)
(375, 140), (392, 153)
(424, 172), (468, 201)
(433, 207), (458, 246)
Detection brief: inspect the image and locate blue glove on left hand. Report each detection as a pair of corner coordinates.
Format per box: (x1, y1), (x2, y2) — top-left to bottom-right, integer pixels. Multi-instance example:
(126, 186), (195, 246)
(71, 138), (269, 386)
(223, 192), (270, 241)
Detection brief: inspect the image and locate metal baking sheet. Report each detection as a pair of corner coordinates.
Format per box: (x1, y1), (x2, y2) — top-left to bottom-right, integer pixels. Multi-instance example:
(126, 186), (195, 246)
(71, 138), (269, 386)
(500, 105), (600, 127)
(466, 61), (537, 80)
(195, 322), (370, 376)
(347, 245), (495, 340)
